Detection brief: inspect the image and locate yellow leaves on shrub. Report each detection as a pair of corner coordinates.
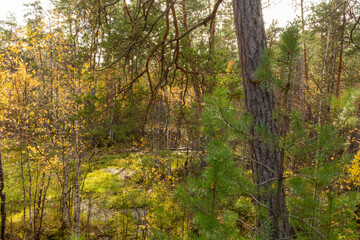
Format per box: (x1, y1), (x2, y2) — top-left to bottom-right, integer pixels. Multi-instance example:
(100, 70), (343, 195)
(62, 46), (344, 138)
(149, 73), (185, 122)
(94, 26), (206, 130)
(348, 149), (360, 186)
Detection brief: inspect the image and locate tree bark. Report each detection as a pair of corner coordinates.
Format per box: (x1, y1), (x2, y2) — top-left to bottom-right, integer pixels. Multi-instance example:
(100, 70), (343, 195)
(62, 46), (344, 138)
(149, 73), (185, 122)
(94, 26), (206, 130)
(35, 172), (51, 240)
(318, 0), (335, 125)
(336, 5), (346, 98)
(301, 0), (309, 84)
(232, 0), (289, 238)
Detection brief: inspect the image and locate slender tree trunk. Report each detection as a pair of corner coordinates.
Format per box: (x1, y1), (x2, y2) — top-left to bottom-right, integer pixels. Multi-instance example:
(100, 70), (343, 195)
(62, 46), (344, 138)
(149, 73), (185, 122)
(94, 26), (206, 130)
(61, 147), (70, 236)
(232, 0), (289, 238)
(301, 0), (309, 84)
(182, 0), (191, 47)
(26, 149), (33, 240)
(176, 80), (184, 168)
(0, 150), (6, 240)
(85, 199), (91, 240)
(74, 120), (81, 238)
(35, 172), (50, 240)
(300, 0), (311, 122)
(10, 201), (12, 237)
(40, 174), (50, 239)
(164, 87), (172, 175)
(209, 0), (216, 49)
(329, 44), (337, 96)
(20, 152), (27, 239)
(192, 79), (203, 152)
(33, 172), (40, 239)
(336, 7), (346, 98)
(319, 0), (335, 125)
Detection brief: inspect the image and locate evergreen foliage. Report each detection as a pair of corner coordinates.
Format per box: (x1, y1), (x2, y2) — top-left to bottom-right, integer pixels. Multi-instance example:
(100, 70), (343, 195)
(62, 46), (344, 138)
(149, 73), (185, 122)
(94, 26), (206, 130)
(176, 88), (254, 239)
(0, 0), (360, 239)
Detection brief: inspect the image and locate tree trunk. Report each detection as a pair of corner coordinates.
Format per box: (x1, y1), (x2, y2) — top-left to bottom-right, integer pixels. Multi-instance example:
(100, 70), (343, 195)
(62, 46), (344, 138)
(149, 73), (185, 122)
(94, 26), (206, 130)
(74, 120), (81, 238)
(232, 0), (289, 238)
(0, 150), (6, 240)
(20, 152), (27, 239)
(301, 0), (309, 84)
(26, 149), (33, 240)
(85, 199), (91, 240)
(35, 173), (51, 240)
(336, 5), (346, 98)
(319, 0), (335, 125)
(61, 148), (70, 236)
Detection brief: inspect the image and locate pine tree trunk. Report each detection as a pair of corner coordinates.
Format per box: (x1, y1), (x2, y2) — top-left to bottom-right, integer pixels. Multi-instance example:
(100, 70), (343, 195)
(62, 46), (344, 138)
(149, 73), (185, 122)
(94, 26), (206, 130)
(336, 6), (346, 98)
(232, 0), (289, 238)
(319, 0), (335, 125)
(301, 0), (309, 84)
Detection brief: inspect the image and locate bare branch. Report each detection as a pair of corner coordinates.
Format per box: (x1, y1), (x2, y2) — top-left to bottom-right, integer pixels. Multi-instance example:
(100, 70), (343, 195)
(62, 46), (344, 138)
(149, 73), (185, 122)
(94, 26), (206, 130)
(250, 194), (271, 210)
(168, 0), (224, 44)
(102, 0), (121, 10)
(350, 14), (360, 49)
(287, 214), (328, 240)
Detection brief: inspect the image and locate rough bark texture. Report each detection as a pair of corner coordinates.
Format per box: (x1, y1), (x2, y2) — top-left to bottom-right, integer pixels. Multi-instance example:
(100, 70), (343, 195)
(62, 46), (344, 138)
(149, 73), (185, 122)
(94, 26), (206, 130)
(232, 0), (289, 238)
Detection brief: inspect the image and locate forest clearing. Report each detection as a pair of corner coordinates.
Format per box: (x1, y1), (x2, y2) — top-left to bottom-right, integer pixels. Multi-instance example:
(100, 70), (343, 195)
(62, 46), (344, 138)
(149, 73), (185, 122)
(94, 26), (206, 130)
(1, 0), (360, 239)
